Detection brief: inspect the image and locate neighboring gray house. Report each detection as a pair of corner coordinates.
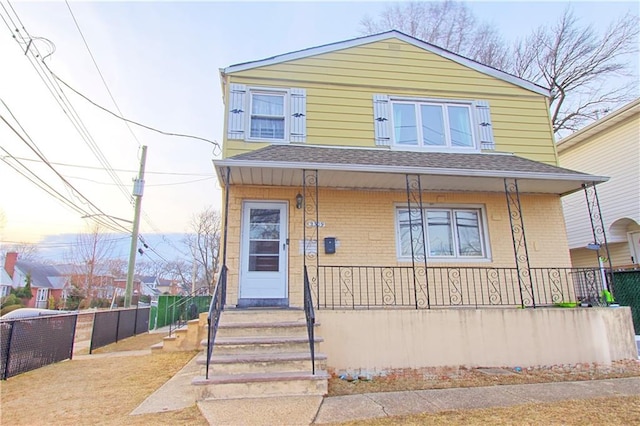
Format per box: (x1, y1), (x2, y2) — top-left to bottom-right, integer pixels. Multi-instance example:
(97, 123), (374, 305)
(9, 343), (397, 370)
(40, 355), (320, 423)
(559, 99), (640, 268)
(139, 275), (162, 298)
(10, 258), (71, 309)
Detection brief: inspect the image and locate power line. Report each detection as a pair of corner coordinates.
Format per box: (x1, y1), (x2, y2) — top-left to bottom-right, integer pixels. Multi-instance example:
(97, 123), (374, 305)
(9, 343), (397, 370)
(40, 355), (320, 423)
(1, 3), (134, 204)
(0, 108), (131, 234)
(52, 72), (221, 156)
(65, 174), (215, 187)
(5, 155), (214, 176)
(64, 0), (142, 150)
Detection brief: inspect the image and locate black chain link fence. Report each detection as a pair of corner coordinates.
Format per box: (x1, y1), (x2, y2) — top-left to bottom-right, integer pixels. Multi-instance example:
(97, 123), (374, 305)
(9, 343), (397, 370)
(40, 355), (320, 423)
(1, 307), (151, 379)
(612, 270), (640, 334)
(1, 314), (78, 380)
(90, 307), (150, 353)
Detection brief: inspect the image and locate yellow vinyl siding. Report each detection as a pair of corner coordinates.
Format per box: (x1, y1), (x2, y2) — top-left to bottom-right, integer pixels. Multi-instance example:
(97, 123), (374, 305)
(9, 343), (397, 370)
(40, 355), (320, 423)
(224, 38), (556, 164)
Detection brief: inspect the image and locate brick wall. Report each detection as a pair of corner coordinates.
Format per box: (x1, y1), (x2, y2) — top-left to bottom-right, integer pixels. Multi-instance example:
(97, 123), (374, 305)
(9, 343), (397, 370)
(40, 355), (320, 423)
(224, 185), (573, 307)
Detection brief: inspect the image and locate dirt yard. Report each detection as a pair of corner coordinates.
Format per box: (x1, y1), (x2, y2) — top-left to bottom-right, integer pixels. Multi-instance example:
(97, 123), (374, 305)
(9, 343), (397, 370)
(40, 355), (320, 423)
(1, 333), (639, 425)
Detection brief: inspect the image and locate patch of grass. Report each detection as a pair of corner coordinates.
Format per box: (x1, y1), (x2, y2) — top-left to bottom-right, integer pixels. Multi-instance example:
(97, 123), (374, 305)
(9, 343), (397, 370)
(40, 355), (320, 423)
(90, 332), (166, 354)
(338, 396), (640, 425)
(0, 351), (206, 425)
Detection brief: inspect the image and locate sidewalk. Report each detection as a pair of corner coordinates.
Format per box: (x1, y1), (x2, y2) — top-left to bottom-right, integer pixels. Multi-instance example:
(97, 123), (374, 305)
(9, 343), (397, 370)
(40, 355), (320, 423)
(131, 354), (640, 425)
(313, 377), (640, 424)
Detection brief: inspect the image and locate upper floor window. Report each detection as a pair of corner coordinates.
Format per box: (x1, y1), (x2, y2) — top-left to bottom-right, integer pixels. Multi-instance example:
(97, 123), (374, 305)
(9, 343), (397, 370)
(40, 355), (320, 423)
(374, 95), (495, 151)
(227, 83), (306, 143)
(250, 92), (286, 140)
(393, 101), (474, 149)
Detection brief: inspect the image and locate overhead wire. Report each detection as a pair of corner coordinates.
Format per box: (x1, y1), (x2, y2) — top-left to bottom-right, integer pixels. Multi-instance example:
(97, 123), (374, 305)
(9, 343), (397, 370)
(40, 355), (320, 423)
(52, 72), (221, 156)
(0, 105), (131, 234)
(64, 0), (142, 150)
(65, 174), (215, 186)
(7, 156), (214, 176)
(2, 3), (218, 264)
(1, 2), (134, 204)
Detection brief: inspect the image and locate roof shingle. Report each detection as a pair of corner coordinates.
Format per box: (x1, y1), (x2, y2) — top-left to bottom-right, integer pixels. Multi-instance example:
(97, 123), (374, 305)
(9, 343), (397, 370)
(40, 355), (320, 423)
(227, 145), (590, 177)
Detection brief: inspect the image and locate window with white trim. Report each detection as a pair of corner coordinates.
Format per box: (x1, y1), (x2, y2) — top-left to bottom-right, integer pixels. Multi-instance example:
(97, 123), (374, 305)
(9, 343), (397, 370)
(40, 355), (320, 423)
(227, 83), (306, 143)
(373, 95), (495, 151)
(0, 285), (10, 298)
(250, 91), (286, 140)
(393, 101), (474, 148)
(396, 207), (487, 259)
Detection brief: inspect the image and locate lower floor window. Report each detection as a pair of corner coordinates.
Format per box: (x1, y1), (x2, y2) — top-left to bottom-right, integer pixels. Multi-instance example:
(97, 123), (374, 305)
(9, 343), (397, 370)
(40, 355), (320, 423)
(0, 286), (10, 298)
(397, 207), (486, 259)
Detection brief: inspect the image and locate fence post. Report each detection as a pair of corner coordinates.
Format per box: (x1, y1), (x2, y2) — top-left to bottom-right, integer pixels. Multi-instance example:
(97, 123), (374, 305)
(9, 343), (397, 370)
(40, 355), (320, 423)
(115, 309), (121, 343)
(69, 314), (79, 360)
(89, 312), (98, 354)
(133, 305), (139, 335)
(2, 322), (15, 380)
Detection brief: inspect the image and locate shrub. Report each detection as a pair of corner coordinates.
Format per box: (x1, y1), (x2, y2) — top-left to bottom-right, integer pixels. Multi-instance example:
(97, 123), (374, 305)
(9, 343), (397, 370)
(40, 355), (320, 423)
(1, 294), (21, 309)
(11, 286), (32, 300)
(0, 304), (22, 316)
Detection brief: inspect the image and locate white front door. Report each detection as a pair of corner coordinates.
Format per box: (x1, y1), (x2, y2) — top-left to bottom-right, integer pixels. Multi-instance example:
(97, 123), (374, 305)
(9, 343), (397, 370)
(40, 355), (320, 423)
(239, 202), (288, 305)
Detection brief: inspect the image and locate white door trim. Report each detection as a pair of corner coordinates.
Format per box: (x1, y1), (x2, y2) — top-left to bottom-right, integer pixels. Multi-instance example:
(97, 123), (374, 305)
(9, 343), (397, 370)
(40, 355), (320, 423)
(238, 201), (289, 306)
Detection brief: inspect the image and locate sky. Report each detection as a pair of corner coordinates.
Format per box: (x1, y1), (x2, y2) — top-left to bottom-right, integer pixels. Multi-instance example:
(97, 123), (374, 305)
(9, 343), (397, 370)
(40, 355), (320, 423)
(1, 0), (638, 261)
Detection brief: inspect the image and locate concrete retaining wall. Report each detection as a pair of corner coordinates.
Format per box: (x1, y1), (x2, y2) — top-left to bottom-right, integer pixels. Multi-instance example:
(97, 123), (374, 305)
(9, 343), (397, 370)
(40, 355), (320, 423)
(317, 307), (637, 374)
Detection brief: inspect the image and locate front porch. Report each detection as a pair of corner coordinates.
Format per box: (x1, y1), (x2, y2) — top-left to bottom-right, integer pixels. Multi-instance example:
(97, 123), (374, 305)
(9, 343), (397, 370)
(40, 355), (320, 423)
(214, 145), (613, 311)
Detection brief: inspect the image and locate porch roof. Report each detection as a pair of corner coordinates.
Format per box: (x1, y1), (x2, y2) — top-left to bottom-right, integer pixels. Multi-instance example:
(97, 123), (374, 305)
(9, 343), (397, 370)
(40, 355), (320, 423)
(214, 145), (608, 195)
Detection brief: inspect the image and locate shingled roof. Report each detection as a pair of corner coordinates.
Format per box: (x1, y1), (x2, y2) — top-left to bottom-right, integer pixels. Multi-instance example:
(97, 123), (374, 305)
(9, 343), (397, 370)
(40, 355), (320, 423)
(226, 145), (598, 179)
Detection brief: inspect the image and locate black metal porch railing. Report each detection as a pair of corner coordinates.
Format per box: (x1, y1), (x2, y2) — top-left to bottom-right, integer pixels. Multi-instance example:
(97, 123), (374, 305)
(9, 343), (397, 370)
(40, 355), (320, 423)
(303, 266), (316, 374)
(317, 265), (605, 309)
(205, 265), (227, 380)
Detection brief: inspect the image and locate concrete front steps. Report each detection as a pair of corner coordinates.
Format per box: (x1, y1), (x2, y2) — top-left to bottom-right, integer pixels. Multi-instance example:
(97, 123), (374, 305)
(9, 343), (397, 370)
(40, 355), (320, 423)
(191, 307), (329, 400)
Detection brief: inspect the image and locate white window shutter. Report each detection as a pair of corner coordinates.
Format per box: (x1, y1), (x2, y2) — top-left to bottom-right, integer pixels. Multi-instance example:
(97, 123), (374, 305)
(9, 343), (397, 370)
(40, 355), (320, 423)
(475, 100), (495, 150)
(227, 83), (246, 140)
(373, 94), (391, 146)
(290, 88), (306, 143)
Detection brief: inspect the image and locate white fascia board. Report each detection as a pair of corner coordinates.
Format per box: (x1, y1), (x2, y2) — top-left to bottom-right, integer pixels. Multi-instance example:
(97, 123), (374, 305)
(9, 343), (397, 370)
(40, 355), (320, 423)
(557, 98), (640, 152)
(213, 158), (608, 184)
(222, 31), (550, 97)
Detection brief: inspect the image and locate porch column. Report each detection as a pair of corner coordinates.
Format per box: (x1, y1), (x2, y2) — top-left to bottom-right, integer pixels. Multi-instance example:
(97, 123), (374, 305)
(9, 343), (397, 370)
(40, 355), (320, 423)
(303, 169), (319, 308)
(405, 174), (430, 309)
(583, 182), (615, 294)
(504, 178), (535, 308)
(220, 166), (231, 305)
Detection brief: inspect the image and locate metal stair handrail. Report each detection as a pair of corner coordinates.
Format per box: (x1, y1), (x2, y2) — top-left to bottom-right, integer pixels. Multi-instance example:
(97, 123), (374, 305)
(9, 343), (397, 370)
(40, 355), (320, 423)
(303, 265), (316, 374)
(205, 265), (227, 379)
(166, 286), (210, 336)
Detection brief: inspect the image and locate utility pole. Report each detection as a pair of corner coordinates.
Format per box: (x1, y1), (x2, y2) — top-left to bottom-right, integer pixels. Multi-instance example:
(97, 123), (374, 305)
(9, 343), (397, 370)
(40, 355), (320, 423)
(125, 145), (147, 308)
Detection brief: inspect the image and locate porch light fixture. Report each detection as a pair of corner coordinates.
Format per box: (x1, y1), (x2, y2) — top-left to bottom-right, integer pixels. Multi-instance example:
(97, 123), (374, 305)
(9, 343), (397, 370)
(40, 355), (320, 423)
(296, 193), (304, 209)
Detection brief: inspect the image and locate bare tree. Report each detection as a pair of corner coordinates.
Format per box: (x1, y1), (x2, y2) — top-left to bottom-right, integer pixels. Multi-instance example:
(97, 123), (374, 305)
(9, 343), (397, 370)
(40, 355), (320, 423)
(65, 223), (116, 302)
(511, 8), (639, 135)
(163, 259), (193, 294)
(2, 243), (39, 261)
(360, 1), (510, 69)
(362, 3), (639, 136)
(183, 207), (221, 293)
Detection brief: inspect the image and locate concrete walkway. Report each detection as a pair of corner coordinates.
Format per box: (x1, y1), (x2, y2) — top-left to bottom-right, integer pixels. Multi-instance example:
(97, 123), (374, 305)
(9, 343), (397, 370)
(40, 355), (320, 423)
(129, 352), (640, 425)
(313, 377), (640, 424)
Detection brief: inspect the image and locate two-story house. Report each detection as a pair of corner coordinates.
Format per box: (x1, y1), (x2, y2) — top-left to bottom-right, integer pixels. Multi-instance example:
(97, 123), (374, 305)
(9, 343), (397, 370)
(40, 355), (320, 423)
(200, 31), (636, 399)
(3, 252), (70, 309)
(559, 99), (640, 269)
